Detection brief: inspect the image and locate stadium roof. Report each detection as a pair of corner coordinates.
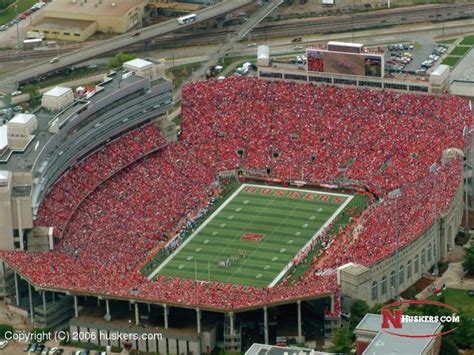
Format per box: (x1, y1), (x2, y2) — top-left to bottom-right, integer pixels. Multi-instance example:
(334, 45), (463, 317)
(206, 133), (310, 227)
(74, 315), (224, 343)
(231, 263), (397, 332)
(9, 113), (35, 125)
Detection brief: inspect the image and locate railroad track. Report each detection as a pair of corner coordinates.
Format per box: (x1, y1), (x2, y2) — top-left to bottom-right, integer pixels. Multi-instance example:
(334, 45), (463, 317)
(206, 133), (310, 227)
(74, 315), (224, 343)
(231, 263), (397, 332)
(0, 3), (472, 62)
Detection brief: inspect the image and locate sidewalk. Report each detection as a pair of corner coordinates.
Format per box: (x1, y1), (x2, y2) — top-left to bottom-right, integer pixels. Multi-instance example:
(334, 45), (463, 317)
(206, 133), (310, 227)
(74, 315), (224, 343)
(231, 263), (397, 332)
(416, 235), (473, 300)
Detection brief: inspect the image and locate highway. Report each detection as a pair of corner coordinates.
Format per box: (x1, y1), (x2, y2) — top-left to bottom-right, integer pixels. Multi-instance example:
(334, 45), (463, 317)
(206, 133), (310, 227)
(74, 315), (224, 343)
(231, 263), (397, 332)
(0, 0), (252, 88)
(0, 2), (472, 64)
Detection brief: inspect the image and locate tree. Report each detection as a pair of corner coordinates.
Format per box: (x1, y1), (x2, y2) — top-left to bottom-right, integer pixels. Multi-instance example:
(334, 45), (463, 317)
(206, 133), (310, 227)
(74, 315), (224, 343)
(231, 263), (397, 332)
(369, 303), (383, 314)
(0, 324), (13, 338)
(108, 52), (137, 69)
(349, 299), (369, 331)
(22, 84), (40, 103)
(440, 338), (459, 355)
(448, 312), (474, 350)
(330, 327), (352, 354)
(462, 241), (474, 276)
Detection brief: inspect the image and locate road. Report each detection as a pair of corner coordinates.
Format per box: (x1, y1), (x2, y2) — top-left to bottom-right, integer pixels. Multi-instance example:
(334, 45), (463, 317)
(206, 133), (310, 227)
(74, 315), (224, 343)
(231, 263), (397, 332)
(174, 0), (284, 101)
(2, 2), (473, 64)
(0, 0), (252, 89)
(1, 1), (473, 89)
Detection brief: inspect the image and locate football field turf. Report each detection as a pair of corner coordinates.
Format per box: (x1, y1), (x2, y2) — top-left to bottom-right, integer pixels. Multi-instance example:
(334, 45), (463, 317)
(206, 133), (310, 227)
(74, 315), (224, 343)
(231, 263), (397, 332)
(150, 184), (353, 287)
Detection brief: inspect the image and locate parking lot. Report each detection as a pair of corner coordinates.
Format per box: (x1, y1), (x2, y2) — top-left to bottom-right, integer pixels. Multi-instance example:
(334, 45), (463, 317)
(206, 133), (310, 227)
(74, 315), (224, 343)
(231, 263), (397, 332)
(384, 41), (448, 76)
(0, 2), (47, 47)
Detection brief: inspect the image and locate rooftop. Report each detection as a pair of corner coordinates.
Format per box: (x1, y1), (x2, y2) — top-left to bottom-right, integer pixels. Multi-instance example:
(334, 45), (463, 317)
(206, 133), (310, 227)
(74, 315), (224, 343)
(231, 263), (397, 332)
(10, 113), (36, 125)
(431, 64), (449, 77)
(45, 0), (145, 17)
(43, 86), (73, 98)
(34, 17), (95, 32)
(246, 344), (317, 355)
(124, 58), (154, 69)
(356, 314), (442, 355)
(338, 262), (369, 275)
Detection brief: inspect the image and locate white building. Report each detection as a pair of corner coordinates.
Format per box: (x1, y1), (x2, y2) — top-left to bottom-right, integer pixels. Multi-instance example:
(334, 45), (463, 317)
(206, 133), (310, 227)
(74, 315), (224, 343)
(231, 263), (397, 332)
(7, 113), (38, 150)
(41, 86), (74, 111)
(257, 45), (270, 67)
(123, 58), (164, 81)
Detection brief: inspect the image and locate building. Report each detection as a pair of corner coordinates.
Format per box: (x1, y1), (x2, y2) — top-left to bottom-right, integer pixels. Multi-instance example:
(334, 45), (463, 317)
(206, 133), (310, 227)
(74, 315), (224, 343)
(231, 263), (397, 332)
(0, 171), (33, 251)
(32, 18), (96, 42)
(6, 113), (37, 151)
(41, 86), (74, 111)
(123, 58), (165, 82)
(355, 314), (442, 355)
(257, 45), (270, 67)
(30, 0), (147, 42)
(430, 65), (450, 94)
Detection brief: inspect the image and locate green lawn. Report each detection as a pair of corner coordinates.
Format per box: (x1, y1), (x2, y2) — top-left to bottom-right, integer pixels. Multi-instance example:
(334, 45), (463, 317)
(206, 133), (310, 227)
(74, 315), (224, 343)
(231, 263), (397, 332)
(165, 62), (203, 90)
(429, 288), (474, 316)
(441, 56), (461, 67)
(436, 38), (457, 45)
(151, 184), (353, 287)
(460, 35), (474, 46)
(0, 0), (36, 25)
(450, 46), (471, 56)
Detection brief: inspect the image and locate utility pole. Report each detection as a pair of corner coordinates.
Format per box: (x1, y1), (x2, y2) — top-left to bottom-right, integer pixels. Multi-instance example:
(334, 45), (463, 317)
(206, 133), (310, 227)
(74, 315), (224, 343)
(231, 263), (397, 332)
(15, 3), (20, 49)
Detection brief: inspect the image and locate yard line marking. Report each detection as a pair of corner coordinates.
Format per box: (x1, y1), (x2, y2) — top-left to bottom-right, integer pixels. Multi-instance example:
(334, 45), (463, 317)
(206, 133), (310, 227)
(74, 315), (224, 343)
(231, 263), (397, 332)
(147, 184), (247, 280)
(268, 192), (353, 287)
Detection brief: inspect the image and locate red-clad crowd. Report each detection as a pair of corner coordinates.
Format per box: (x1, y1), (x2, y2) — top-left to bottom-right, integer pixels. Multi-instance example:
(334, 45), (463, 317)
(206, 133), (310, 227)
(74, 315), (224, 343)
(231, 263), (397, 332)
(1, 77), (472, 313)
(34, 123), (167, 235)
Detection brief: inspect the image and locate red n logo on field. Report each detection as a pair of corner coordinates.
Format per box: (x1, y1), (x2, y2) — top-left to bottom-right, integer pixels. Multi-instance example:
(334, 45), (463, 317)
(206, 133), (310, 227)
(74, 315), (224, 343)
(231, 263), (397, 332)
(381, 308), (402, 329)
(244, 186), (257, 193)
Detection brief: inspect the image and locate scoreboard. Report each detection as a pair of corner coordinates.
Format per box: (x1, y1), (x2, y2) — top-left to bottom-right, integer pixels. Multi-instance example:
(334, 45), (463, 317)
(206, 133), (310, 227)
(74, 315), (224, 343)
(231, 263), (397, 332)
(307, 42), (384, 78)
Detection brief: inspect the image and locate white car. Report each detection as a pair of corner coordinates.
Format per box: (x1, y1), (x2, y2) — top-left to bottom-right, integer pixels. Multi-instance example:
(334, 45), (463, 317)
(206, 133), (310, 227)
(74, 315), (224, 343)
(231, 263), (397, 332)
(0, 340), (8, 349)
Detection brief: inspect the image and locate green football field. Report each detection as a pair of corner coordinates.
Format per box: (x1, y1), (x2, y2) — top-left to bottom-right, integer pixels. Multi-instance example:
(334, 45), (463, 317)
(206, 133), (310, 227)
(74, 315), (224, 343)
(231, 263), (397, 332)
(150, 184), (353, 287)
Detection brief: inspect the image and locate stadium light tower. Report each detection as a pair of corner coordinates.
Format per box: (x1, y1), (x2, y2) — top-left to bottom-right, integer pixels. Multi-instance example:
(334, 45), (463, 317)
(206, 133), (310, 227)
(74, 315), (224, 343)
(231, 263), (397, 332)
(430, 163), (440, 277)
(388, 188), (401, 300)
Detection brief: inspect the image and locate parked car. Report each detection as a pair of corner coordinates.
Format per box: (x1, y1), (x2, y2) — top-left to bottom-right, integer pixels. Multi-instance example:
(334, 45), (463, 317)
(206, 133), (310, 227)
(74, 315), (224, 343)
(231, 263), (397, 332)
(0, 340), (8, 349)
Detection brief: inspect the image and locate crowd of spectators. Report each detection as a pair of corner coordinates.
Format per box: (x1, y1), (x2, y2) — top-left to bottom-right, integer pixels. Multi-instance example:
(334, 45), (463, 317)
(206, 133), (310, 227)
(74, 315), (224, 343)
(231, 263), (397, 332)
(1, 77), (472, 312)
(34, 123), (167, 235)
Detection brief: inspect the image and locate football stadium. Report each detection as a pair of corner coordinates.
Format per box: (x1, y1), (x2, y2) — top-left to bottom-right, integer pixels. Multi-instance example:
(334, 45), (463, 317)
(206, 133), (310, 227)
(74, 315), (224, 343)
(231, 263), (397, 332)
(0, 76), (472, 353)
